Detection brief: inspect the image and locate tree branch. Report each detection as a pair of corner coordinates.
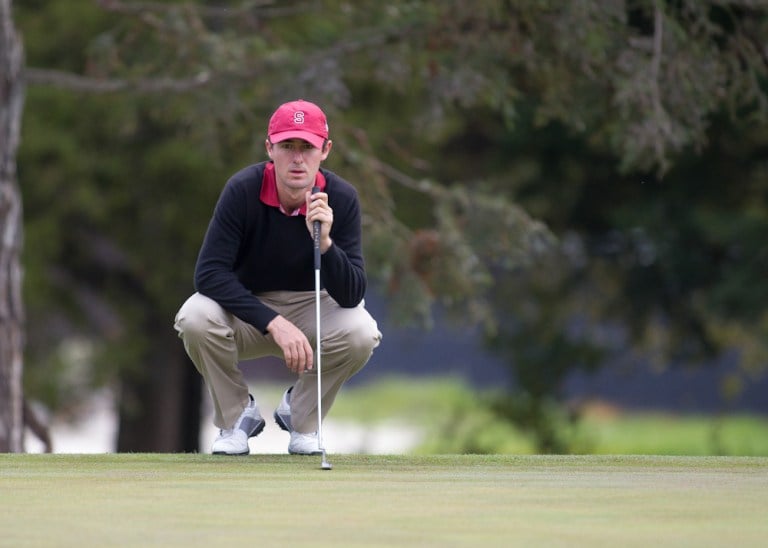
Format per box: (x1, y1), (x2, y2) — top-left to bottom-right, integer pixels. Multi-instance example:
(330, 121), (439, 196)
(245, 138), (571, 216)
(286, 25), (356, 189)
(650, 3), (673, 173)
(96, 0), (316, 20)
(24, 67), (212, 93)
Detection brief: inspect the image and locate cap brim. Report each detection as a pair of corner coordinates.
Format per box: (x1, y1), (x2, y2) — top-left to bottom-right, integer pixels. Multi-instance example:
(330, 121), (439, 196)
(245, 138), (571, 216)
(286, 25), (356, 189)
(269, 130), (326, 149)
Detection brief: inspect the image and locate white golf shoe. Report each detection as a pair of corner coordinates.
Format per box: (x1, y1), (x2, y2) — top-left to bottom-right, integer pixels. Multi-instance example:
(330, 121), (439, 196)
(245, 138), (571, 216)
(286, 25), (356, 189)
(275, 387), (323, 455)
(212, 394), (265, 456)
(288, 431), (322, 455)
(273, 386), (293, 432)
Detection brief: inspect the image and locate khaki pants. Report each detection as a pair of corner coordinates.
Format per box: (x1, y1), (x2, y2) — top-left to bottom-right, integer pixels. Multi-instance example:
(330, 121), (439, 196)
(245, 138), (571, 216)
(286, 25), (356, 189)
(174, 291), (381, 433)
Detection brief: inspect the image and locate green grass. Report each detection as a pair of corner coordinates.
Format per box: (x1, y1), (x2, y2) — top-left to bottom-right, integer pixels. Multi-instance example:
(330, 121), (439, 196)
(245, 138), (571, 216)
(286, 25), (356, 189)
(578, 412), (768, 456)
(2, 454), (767, 547)
(330, 378), (768, 455)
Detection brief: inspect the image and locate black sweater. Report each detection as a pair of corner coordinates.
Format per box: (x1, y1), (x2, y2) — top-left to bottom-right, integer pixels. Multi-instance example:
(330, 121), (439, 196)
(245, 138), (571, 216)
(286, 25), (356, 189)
(194, 162), (367, 332)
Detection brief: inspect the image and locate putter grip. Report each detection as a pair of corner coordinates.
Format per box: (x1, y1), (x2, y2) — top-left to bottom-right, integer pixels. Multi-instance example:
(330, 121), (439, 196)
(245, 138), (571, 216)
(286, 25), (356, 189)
(312, 186), (321, 270)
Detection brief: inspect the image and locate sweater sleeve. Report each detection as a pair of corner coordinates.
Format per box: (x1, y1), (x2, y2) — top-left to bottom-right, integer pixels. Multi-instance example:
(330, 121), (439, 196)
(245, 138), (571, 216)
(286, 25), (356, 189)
(193, 176), (278, 333)
(321, 182), (367, 307)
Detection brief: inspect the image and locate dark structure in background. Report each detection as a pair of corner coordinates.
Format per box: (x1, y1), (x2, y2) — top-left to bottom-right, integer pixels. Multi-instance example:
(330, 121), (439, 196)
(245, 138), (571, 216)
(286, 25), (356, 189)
(247, 292), (768, 415)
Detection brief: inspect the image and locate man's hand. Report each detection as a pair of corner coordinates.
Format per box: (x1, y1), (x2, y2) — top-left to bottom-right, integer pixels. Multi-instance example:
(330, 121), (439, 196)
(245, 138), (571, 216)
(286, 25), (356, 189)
(305, 190), (333, 253)
(266, 315), (313, 373)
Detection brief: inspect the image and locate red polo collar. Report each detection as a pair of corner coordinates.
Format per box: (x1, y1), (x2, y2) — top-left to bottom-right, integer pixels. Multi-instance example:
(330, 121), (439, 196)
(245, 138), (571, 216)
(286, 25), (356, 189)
(260, 162), (327, 216)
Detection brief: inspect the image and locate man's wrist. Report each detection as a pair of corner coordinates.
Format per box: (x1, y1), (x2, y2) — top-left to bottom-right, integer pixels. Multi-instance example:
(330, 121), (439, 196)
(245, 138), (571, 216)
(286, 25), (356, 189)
(266, 314), (282, 334)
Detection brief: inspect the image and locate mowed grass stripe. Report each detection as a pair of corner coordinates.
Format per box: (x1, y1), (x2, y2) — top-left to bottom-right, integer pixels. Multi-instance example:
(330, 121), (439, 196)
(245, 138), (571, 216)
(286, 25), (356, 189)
(2, 454), (767, 547)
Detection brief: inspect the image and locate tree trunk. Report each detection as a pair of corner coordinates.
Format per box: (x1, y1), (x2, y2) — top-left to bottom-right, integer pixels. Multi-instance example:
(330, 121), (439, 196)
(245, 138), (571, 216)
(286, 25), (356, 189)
(116, 321), (202, 453)
(0, 0), (25, 453)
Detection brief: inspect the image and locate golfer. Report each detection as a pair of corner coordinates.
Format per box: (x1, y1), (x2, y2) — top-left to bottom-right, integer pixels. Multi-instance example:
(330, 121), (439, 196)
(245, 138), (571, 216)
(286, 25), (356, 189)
(174, 100), (382, 455)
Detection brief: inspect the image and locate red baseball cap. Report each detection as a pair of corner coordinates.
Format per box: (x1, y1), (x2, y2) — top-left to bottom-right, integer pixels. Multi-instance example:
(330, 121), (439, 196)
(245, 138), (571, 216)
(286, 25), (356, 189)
(268, 100), (329, 149)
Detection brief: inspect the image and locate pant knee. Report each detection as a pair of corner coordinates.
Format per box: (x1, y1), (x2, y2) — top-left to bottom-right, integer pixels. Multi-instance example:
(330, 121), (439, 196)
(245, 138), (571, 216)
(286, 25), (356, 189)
(343, 317), (381, 362)
(174, 293), (229, 342)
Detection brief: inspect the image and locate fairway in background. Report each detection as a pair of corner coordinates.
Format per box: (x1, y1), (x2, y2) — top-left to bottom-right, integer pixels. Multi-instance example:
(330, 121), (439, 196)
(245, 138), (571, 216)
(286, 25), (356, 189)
(331, 378), (768, 456)
(23, 378), (768, 456)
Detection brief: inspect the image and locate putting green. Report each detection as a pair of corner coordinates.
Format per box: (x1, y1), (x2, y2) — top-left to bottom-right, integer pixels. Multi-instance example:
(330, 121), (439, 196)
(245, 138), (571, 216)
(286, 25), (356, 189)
(1, 454), (766, 547)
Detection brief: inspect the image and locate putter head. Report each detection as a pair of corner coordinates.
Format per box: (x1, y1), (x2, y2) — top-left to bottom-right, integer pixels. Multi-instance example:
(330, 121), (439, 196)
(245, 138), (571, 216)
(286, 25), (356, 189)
(321, 449), (332, 470)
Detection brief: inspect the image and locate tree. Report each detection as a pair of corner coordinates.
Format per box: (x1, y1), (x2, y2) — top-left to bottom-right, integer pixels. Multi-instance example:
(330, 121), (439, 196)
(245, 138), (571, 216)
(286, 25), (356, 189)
(0, 0), (25, 452)
(10, 0), (223, 451)
(9, 0), (550, 451)
(329, 0), (768, 450)
(5, 0), (768, 454)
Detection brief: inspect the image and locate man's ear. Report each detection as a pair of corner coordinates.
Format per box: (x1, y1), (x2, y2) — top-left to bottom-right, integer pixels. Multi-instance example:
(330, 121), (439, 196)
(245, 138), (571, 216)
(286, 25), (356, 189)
(321, 140), (333, 159)
(265, 139), (273, 159)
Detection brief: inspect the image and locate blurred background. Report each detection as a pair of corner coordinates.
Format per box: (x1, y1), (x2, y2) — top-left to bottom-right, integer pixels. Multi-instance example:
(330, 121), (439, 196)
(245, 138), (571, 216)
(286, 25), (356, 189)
(3, 0), (768, 455)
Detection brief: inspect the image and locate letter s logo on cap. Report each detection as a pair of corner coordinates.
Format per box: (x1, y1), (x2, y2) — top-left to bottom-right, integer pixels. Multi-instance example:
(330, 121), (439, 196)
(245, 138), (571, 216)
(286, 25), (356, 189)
(293, 111), (305, 124)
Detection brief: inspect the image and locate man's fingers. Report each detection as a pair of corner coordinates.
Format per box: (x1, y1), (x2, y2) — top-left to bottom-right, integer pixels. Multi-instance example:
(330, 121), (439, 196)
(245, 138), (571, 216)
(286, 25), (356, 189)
(287, 344), (301, 372)
(303, 340), (314, 371)
(266, 315), (315, 372)
(284, 340), (313, 373)
(285, 344), (297, 372)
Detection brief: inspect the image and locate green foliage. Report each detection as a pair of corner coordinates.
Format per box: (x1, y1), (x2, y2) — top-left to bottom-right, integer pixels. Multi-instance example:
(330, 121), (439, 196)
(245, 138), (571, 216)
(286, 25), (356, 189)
(17, 1), (251, 408)
(334, 378), (768, 456)
(12, 0), (768, 447)
(332, 377), (536, 454)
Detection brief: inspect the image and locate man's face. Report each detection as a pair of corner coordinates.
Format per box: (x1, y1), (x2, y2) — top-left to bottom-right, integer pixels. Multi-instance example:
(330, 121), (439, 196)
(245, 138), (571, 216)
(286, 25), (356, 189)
(266, 138), (331, 192)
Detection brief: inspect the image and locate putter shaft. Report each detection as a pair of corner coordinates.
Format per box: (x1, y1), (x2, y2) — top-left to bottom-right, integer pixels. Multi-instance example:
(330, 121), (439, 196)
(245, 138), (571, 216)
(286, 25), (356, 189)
(312, 187), (331, 470)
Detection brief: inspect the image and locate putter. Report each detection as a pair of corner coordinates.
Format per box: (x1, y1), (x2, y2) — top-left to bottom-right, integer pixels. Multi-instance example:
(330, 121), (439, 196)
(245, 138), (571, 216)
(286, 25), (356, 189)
(312, 186), (332, 470)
